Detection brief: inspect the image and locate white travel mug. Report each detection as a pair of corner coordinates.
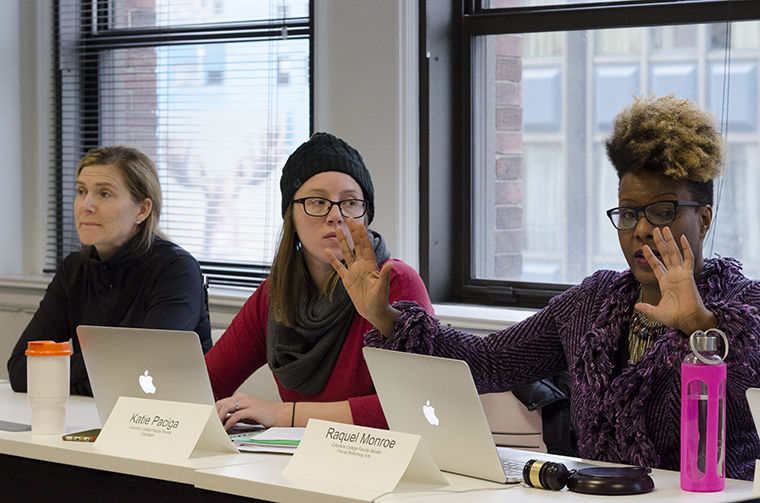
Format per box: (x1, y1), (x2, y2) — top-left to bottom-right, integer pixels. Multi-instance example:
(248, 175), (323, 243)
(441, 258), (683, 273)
(25, 340), (72, 434)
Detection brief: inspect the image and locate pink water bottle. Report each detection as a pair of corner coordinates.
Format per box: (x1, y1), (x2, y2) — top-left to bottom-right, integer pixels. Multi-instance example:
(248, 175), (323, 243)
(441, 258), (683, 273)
(681, 328), (728, 492)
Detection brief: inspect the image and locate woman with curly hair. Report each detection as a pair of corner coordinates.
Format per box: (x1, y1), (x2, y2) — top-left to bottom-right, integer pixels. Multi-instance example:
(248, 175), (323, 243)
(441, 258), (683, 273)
(330, 95), (760, 480)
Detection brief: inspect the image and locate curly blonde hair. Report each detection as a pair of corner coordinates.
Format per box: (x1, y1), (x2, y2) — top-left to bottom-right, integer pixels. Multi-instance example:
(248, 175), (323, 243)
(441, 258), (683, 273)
(605, 95), (724, 203)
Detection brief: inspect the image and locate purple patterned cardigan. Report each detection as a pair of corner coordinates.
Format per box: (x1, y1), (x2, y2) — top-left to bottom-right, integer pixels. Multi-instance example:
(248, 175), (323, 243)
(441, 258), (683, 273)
(365, 258), (760, 480)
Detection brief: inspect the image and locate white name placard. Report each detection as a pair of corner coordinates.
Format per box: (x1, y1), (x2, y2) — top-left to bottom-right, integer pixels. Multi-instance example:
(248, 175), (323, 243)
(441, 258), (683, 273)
(282, 419), (446, 496)
(94, 396), (238, 461)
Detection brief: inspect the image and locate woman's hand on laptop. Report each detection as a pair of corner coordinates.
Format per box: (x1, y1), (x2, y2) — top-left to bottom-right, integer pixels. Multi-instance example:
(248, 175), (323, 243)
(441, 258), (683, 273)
(216, 393), (289, 429)
(326, 219), (400, 337)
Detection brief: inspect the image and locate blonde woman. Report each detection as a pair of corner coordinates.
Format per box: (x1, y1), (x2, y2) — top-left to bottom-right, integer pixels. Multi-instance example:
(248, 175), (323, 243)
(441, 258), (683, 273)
(9, 146), (211, 395)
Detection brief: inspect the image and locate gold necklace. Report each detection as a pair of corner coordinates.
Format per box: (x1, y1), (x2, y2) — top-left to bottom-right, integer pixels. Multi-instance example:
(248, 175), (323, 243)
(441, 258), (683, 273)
(628, 289), (665, 363)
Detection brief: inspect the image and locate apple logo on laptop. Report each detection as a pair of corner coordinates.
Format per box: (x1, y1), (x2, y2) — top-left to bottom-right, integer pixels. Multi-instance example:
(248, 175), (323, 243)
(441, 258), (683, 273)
(139, 370), (157, 394)
(422, 400), (439, 426)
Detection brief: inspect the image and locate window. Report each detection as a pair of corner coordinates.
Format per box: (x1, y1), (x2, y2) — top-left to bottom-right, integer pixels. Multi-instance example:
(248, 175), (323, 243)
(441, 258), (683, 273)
(55, 0), (311, 287)
(422, 0), (760, 307)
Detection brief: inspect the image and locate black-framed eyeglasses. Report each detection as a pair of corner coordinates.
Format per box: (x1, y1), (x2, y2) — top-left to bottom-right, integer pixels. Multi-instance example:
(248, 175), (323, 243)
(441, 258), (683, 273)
(606, 200), (705, 230)
(293, 197), (368, 219)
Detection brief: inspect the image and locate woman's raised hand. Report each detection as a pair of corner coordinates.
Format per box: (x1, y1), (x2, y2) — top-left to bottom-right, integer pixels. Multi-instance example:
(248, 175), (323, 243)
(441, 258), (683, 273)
(325, 219), (400, 337)
(635, 226), (717, 335)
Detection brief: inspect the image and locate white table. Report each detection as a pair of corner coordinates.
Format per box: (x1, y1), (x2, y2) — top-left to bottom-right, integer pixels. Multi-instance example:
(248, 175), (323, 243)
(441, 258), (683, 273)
(1, 382), (756, 503)
(194, 450), (757, 503)
(0, 382), (265, 501)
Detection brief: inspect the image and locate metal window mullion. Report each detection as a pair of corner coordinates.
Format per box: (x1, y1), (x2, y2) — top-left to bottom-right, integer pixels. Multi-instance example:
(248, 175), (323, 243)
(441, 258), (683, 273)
(94, 17), (310, 35)
(456, 10), (475, 298)
(53, 0), (65, 268)
(77, 30), (311, 50)
(462, 0), (760, 36)
(82, 18), (310, 44)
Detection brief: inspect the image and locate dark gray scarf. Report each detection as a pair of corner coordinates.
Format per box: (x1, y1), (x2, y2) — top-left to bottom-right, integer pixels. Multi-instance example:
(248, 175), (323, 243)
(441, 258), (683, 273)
(266, 229), (390, 394)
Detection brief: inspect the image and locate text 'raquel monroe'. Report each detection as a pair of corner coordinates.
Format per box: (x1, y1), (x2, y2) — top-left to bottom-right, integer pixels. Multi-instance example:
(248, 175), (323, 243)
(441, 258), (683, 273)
(324, 426), (397, 448)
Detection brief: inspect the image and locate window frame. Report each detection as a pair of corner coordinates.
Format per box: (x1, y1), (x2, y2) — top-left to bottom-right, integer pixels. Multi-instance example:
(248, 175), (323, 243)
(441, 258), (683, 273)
(420, 0), (760, 308)
(53, 0), (313, 288)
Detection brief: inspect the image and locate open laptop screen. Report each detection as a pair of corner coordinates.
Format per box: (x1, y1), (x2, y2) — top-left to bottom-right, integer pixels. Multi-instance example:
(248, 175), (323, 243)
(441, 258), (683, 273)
(363, 347), (515, 483)
(77, 325), (215, 425)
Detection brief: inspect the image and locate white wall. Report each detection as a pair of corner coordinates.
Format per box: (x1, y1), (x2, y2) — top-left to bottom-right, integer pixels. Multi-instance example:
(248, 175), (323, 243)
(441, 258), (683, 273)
(0, 0), (51, 277)
(0, 0), (23, 275)
(313, 0), (419, 266)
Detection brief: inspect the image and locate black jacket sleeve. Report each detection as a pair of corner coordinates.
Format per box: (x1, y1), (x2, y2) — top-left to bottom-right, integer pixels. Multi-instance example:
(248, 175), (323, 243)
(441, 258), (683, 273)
(7, 261), (91, 395)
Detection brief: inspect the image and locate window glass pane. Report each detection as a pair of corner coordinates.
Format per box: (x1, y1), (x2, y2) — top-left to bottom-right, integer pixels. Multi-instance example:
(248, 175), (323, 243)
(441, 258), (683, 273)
(596, 27), (643, 55)
(709, 143), (760, 278)
(111, 0), (309, 29)
(157, 40), (308, 264)
(91, 40), (308, 265)
(524, 32), (562, 58)
(522, 143), (564, 282)
(593, 143), (624, 269)
(711, 21), (760, 50)
(651, 25), (697, 52)
(471, 21), (760, 284)
(57, 0), (310, 284)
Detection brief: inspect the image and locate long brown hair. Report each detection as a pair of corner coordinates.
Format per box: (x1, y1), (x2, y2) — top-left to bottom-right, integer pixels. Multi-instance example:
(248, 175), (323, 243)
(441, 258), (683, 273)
(268, 204), (344, 326)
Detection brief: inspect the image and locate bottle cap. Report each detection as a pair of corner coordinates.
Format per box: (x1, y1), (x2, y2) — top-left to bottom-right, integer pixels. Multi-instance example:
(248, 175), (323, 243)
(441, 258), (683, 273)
(692, 331), (718, 352)
(689, 328), (729, 364)
(25, 340), (73, 356)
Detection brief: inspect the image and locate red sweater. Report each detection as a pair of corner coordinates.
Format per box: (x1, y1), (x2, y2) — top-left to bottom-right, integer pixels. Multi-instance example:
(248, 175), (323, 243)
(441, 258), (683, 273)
(204, 259), (433, 429)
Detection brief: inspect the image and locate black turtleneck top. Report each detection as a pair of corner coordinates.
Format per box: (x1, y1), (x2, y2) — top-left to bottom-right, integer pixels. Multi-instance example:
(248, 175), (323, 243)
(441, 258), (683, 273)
(7, 235), (211, 395)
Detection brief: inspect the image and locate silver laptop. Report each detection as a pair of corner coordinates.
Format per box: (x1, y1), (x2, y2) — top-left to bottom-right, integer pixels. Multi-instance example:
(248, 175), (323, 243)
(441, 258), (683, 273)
(77, 325), (215, 426)
(364, 347), (555, 484)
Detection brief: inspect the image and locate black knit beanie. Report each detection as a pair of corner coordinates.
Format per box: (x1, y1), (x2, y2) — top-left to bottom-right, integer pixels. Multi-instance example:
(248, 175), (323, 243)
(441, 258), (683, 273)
(280, 132), (375, 223)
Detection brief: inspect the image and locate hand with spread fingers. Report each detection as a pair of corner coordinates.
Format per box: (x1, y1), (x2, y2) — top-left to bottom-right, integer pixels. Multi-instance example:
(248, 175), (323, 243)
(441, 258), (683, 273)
(325, 218), (400, 337)
(215, 393), (288, 430)
(635, 226), (717, 335)
(204, 132), (435, 432)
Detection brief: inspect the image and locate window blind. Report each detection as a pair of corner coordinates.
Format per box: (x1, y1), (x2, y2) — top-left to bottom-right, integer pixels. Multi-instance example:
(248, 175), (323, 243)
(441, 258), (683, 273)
(53, 0), (311, 289)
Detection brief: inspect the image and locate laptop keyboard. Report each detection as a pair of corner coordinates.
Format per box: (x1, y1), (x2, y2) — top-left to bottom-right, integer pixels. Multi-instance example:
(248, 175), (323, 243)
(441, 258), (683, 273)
(501, 459), (525, 482)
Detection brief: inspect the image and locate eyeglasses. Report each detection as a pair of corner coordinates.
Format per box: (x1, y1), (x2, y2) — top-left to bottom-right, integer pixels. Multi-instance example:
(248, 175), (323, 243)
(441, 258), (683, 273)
(606, 200), (704, 230)
(293, 197), (368, 218)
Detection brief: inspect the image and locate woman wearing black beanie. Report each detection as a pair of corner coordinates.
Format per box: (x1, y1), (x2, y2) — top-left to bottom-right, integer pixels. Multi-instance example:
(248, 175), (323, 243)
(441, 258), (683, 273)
(206, 132), (433, 429)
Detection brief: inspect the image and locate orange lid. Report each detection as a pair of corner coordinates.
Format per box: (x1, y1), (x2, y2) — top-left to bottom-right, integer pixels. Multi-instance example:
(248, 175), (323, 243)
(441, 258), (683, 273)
(25, 340), (73, 356)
